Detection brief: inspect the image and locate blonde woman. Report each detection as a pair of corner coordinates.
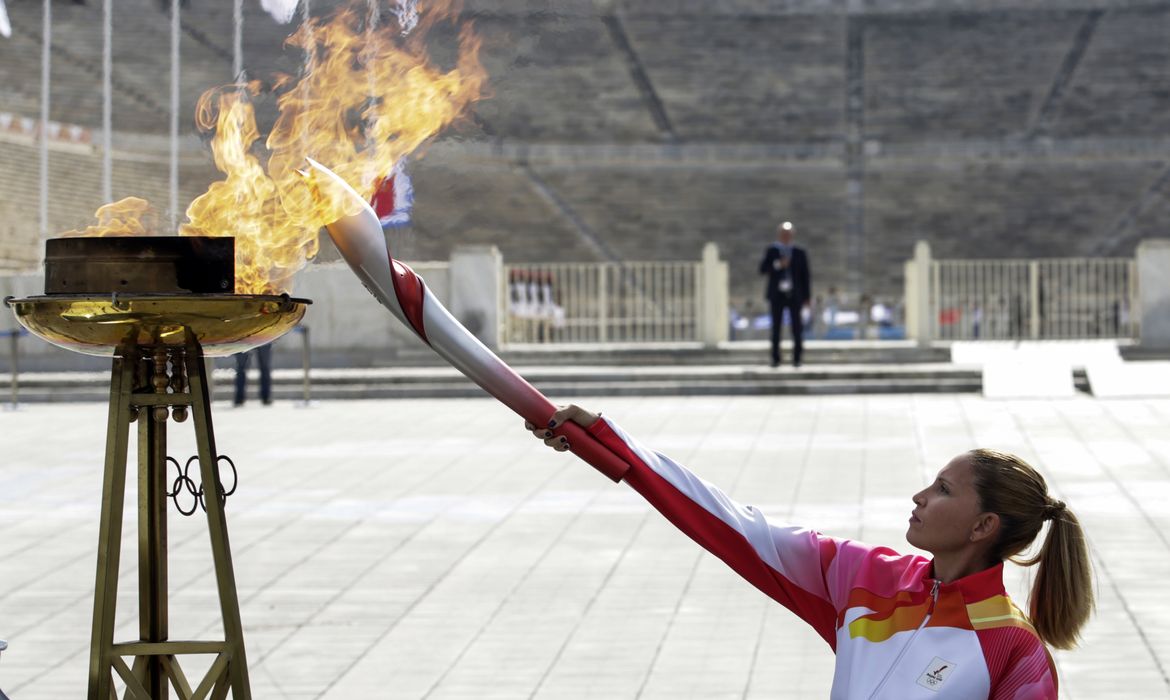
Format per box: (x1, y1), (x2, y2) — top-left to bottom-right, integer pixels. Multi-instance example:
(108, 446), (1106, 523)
(527, 406), (1093, 699)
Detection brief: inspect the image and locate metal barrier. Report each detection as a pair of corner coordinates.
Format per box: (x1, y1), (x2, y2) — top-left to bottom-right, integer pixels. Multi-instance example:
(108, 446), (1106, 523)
(503, 261), (702, 344)
(292, 324), (311, 404)
(2, 328), (23, 407)
(905, 242), (1139, 343)
(930, 258), (1137, 341)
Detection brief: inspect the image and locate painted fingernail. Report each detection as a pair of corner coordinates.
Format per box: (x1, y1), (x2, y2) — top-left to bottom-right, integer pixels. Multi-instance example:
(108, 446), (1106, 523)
(544, 431), (552, 438)
(547, 419), (556, 428)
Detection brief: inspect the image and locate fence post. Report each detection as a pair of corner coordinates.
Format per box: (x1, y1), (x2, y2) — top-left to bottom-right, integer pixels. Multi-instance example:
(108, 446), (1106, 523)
(300, 325), (311, 404)
(597, 265), (607, 343)
(450, 245), (504, 350)
(699, 243), (728, 347)
(1136, 238), (1170, 349)
(911, 241), (932, 347)
(8, 330), (18, 408)
(1029, 261), (1041, 339)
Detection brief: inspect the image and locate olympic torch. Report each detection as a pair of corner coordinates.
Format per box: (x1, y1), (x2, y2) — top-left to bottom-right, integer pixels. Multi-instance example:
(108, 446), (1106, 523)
(303, 158), (630, 482)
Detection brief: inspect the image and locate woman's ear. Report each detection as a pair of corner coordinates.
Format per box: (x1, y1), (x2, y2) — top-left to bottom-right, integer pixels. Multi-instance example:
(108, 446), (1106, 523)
(970, 512), (1000, 544)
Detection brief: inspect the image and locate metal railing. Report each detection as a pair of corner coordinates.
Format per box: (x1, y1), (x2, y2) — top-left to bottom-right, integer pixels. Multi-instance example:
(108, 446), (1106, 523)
(2, 328), (23, 408)
(503, 261), (702, 344)
(293, 324), (312, 405)
(930, 258), (1137, 341)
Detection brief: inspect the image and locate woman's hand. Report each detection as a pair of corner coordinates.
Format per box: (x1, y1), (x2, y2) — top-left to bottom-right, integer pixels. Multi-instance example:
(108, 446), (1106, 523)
(524, 404), (601, 452)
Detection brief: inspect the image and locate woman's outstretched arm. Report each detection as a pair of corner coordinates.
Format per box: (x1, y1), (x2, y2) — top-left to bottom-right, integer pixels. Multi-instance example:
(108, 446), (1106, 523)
(527, 405), (895, 649)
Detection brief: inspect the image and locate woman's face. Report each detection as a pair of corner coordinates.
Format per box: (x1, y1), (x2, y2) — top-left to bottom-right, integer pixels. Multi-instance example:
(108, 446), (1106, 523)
(907, 454), (987, 555)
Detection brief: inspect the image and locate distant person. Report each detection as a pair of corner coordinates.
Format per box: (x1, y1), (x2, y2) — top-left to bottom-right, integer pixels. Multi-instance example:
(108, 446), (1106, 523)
(808, 295), (823, 339)
(758, 221), (811, 367)
(858, 293), (874, 340)
(234, 343), (273, 406)
(824, 286), (841, 336)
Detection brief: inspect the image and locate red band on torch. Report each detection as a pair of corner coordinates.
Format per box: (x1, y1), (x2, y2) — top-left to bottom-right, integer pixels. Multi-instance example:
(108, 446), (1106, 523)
(390, 257), (429, 342)
(305, 159), (631, 482)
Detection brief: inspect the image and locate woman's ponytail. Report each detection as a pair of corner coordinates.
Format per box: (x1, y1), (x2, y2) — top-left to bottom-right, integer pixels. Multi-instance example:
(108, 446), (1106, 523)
(968, 450), (1095, 650)
(1025, 501), (1094, 649)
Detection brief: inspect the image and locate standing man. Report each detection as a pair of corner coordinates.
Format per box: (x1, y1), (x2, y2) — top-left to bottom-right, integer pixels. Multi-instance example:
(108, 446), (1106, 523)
(759, 221), (811, 367)
(233, 342), (274, 406)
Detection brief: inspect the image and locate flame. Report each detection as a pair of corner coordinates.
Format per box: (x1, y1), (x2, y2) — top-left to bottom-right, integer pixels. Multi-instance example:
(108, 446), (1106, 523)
(62, 197), (159, 237)
(69, 0), (486, 295)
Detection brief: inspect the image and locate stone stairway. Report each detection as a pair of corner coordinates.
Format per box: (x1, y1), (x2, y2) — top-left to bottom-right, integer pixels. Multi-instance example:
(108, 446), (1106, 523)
(0, 341), (963, 403)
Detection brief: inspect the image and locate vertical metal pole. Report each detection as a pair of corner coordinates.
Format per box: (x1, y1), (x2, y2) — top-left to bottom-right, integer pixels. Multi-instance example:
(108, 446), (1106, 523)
(1029, 260), (1041, 340)
(88, 355), (136, 700)
(301, 326), (311, 404)
(138, 398), (169, 698)
(597, 265), (607, 343)
(232, 0), (245, 82)
(39, 0), (50, 240)
(169, 0), (181, 232)
(101, 0), (112, 203)
(186, 345), (252, 698)
(8, 332), (17, 408)
(931, 260), (940, 341)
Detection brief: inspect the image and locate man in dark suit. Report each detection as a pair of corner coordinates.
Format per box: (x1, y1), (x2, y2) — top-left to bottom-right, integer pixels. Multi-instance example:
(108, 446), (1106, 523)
(759, 221), (811, 367)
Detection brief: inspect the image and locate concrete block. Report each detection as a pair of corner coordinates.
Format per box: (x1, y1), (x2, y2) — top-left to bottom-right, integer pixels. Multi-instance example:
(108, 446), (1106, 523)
(1137, 239), (1170, 349)
(1086, 361), (1170, 398)
(982, 359), (1075, 399)
(952, 340), (1119, 367)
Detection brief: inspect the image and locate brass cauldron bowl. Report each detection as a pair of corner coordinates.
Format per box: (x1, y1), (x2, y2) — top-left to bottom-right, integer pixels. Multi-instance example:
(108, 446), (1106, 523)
(5, 294), (311, 357)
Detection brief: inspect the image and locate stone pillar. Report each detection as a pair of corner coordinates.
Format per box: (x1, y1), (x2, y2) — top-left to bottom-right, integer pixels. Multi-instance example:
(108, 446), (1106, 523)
(910, 240), (932, 346)
(699, 243), (729, 348)
(1137, 239), (1170, 349)
(449, 245), (504, 350)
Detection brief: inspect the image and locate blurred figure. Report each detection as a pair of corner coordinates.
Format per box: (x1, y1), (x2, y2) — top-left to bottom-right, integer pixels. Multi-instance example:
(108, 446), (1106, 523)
(858, 293), (873, 340)
(758, 221), (811, 367)
(824, 286), (841, 336)
(807, 295), (823, 339)
(234, 343), (273, 406)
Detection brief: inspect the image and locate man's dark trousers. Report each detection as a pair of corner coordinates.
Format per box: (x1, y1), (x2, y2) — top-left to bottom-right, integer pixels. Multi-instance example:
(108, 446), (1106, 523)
(770, 295), (803, 367)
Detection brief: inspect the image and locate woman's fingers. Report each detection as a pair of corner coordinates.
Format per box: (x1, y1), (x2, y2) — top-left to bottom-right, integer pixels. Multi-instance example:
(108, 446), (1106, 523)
(548, 404), (601, 430)
(544, 434), (569, 450)
(526, 404), (600, 452)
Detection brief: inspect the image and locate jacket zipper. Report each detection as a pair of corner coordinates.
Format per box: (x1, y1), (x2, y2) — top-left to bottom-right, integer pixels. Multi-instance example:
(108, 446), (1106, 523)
(867, 579), (940, 699)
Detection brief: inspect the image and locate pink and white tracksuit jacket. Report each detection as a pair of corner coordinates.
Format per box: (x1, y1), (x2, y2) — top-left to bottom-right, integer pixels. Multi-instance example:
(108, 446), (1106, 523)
(588, 417), (1058, 699)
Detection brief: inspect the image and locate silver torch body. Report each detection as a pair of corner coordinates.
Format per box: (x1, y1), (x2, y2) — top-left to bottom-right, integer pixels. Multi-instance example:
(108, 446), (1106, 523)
(306, 159), (630, 482)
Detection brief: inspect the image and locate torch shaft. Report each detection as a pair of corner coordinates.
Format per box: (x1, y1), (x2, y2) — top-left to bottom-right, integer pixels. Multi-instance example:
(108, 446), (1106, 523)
(310, 158), (631, 482)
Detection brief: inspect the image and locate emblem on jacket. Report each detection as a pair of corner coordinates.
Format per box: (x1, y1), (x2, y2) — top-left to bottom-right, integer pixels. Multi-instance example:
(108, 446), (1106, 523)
(917, 657), (957, 691)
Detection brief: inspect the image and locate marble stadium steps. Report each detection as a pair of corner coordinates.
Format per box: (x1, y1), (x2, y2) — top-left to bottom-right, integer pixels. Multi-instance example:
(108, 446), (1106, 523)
(1, 344), (988, 402)
(4, 363), (988, 403)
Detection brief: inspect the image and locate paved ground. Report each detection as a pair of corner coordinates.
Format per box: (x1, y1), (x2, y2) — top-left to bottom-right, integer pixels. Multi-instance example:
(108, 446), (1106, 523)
(1, 393), (1168, 699)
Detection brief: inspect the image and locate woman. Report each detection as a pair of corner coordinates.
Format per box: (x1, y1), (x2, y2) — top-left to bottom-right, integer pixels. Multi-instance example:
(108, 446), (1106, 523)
(526, 405), (1094, 699)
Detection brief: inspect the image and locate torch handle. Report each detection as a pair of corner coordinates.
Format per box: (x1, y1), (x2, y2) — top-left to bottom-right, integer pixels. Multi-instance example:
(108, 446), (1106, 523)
(477, 363), (630, 483)
(550, 414), (629, 483)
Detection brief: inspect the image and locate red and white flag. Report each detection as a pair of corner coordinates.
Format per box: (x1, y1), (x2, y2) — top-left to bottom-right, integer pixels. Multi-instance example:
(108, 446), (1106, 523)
(369, 161), (414, 229)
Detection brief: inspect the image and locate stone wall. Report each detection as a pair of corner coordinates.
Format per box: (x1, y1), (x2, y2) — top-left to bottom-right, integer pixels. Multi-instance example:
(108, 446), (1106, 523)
(4, 0), (1170, 309)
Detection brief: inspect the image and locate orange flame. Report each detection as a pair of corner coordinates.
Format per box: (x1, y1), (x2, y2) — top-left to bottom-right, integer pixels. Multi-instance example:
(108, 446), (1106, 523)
(62, 197), (159, 237)
(70, 0), (486, 295)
